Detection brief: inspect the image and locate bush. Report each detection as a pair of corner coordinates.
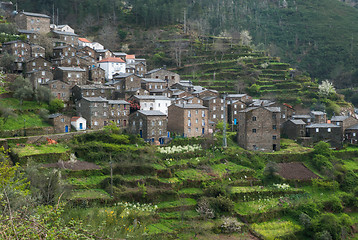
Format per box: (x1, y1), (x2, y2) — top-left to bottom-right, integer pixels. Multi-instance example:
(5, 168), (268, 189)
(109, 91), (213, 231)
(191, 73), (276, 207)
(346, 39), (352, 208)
(339, 170), (358, 192)
(218, 217), (243, 234)
(204, 184), (229, 197)
(313, 141), (332, 157)
(196, 198), (215, 219)
(313, 213), (342, 240)
(299, 213), (312, 229)
(339, 192), (358, 209)
(312, 154), (333, 171)
(312, 179), (339, 191)
(324, 197), (343, 213)
(315, 230), (333, 240)
(209, 195), (234, 214)
(296, 202), (322, 218)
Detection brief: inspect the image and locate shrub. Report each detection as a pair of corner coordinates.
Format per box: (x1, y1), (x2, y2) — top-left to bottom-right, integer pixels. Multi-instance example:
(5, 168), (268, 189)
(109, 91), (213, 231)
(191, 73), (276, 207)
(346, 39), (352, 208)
(339, 192), (358, 209)
(204, 184), (229, 197)
(339, 170), (358, 192)
(296, 202), (322, 217)
(312, 179), (339, 191)
(313, 213), (342, 240)
(299, 213), (312, 229)
(218, 217), (243, 234)
(209, 195), (234, 214)
(196, 198), (215, 219)
(312, 154), (333, 171)
(324, 196), (343, 213)
(315, 230), (333, 240)
(313, 141), (332, 157)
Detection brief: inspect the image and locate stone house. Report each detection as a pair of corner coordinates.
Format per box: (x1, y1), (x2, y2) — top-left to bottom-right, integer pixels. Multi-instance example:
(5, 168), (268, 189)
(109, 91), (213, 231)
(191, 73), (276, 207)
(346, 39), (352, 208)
(26, 70), (53, 87)
(30, 44), (45, 58)
(89, 67), (106, 85)
(168, 104), (209, 138)
(202, 96), (226, 125)
(145, 67), (180, 87)
(226, 94), (252, 103)
(79, 46), (96, 59)
(331, 116), (358, 133)
(53, 67), (86, 87)
(53, 45), (77, 59)
(108, 100), (130, 129)
(192, 88), (219, 99)
(171, 81), (195, 92)
(42, 80), (71, 102)
(76, 97), (109, 130)
(292, 114), (312, 124)
(238, 106), (281, 152)
(25, 56), (51, 72)
(48, 113), (71, 133)
(129, 110), (167, 143)
(18, 29), (38, 42)
(95, 49), (112, 61)
(310, 111), (327, 124)
(126, 66), (135, 74)
(281, 119), (306, 140)
(72, 85), (115, 102)
(141, 78), (167, 92)
(51, 24), (75, 33)
(227, 99), (247, 125)
(71, 116), (87, 131)
(345, 124), (358, 144)
(51, 30), (78, 47)
(15, 11), (51, 33)
(78, 38), (92, 48)
(129, 95), (172, 115)
(175, 96), (202, 105)
(2, 40), (31, 62)
(133, 62), (147, 77)
(112, 73), (142, 92)
(306, 123), (342, 149)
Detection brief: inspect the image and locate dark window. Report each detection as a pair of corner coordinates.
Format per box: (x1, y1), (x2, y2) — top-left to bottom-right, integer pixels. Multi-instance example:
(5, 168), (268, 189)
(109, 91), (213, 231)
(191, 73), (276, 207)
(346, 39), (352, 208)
(252, 116), (257, 121)
(252, 129), (256, 133)
(272, 135), (277, 140)
(272, 114), (276, 119)
(273, 125), (277, 130)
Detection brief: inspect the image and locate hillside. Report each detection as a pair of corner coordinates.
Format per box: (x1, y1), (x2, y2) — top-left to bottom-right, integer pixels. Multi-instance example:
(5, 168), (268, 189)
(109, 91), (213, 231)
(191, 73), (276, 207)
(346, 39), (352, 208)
(13, 0), (358, 88)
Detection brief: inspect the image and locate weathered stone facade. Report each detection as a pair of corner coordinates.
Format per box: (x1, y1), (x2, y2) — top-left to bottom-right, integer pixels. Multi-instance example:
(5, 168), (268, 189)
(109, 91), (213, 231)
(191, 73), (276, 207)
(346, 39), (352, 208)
(30, 44), (45, 58)
(281, 119), (306, 140)
(72, 85), (115, 102)
(145, 68), (180, 87)
(53, 67), (86, 87)
(53, 45), (77, 59)
(141, 78), (167, 91)
(2, 40), (31, 62)
(168, 104), (208, 138)
(25, 57), (51, 72)
(51, 31), (78, 47)
(89, 67), (106, 85)
(76, 97), (109, 130)
(26, 70), (53, 87)
(331, 116), (358, 133)
(48, 113), (71, 133)
(129, 110), (167, 142)
(202, 96), (225, 124)
(15, 12), (51, 33)
(108, 100), (130, 129)
(227, 99), (246, 126)
(42, 80), (71, 102)
(238, 106), (281, 152)
(306, 123), (342, 148)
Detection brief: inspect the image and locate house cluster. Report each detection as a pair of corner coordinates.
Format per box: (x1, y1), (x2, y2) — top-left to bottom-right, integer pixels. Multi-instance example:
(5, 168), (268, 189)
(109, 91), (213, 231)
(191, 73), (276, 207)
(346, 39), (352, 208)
(2, 8), (357, 149)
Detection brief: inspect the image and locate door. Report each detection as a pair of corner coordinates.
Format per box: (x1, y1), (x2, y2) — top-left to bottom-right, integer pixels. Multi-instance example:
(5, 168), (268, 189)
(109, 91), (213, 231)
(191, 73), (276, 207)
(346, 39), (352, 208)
(140, 130), (143, 138)
(65, 125), (69, 133)
(57, 93), (61, 99)
(79, 123), (83, 130)
(234, 118), (237, 125)
(273, 144), (277, 151)
(202, 128), (205, 134)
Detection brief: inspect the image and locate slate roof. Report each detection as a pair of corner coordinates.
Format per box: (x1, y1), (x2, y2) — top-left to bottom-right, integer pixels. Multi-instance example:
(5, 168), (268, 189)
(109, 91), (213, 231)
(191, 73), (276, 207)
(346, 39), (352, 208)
(48, 113), (63, 118)
(138, 110), (166, 116)
(289, 119), (306, 125)
(113, 73), (134, 78)
(347, 124), (358, 130)
(57, 67), (85, 72)
(146, 68), (162, 75)
(82, 97), (107, 102)
(133, 95), (171, 100)
(227, 94), (247, 98)
(108, 100), (129, 105)
(306, 123), (341, 128)
(331, 116), (349, 122)
(292, 115), (311, 119)
(21, 11), (51, 18)
(141, 78), (166, 83)
(18, 29), (37, 34)
(173, 104), (207, 109)
(311, 111), (326, 116)
(52, 30), (78, 36)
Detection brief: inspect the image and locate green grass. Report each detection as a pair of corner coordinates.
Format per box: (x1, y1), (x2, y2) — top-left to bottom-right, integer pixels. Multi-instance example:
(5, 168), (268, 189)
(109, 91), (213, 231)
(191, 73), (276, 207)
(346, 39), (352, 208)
(66, 175), (107, 188)
(175, 169), (214, 181)
(210, 162), (250, 177)
(343, 159), (358, 171)
(11, 143), (69, 157)
(0, 98), (48, 111)
(2, 112), (51, 131)
(272, 139), (312, 154)
(251, 219), (302, 240)
(156, 198), (197, 209)
(234, 197), (283, 215)
(178, 188), (204, 195)
(158, 210), (199, 219)
(69, 189), (111, 200)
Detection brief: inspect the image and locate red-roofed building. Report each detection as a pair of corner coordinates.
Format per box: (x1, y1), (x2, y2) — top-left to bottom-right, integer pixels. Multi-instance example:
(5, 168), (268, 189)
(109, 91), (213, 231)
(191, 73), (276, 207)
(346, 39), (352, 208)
(126, 54), (135, 64)
(78, 37), (92, 48)
(98, 57), (126, 80)
(71, 116), (87, 131)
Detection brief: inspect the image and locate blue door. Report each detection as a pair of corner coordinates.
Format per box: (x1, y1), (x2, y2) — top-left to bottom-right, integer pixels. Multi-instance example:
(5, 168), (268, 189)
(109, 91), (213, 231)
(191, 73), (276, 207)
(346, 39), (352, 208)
(65, 125), (69, 133)
(202, 128), (205, 134)
(140, 130), (143, 138)
(167, 132), (170, 138)
(79, 123), (83, 130)
(234, 118), (237, 125)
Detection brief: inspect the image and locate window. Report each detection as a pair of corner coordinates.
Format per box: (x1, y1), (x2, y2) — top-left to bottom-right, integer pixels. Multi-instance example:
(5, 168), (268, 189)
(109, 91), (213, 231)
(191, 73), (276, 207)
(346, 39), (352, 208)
(94, 112), (98, 116)
(94, 121), (98, 126)
(221, 107), (224, 111)
(72, 52), (75, 56)
(253, 145), (257, 150)
(252, 116), (257, 121)
(103, 103), (107, 107)
(234, 111), (237, 114)
(78, 103), (81, 107)
(158, 103), (161, 107)
(202, 120), (205, 126)
(149, 85), (152, 89)
(273, 125), (277, 130)
(133, 121), (135, 126)
(272, 114), (276, 119)
(61, 118), (64, 123)
(188, 119), (191, 126)
(130, 77), (133, 82)
(198, 100), (201, 103)
(76, 74), (80, 78)
(353, 133), (356, 137)
(140, 120), (143, 127)
(213, 99), (216, 103)
(202, 111), (205, 117)
(196, 119), (198, 123)
(152, 121), (155, 126)
(123, 111), (126, 116)
(272, 135), (277, 140)
(337, 122), (340, 126)
(213, 106), (216, 111)
(188, 128), (191, 133)
(52, 84), (57, 89)
(152, 130), (155, 136)
(32, 62), (36, 66)
(159, 130), (162, 135)
(221, 114), (224, 119)
(158, 120), (162, 126)
(221, 99), (224, 103)
(196, 128), (199, 132)
(117, 111), (120, 116)
(94, 103), (97, 107)
(316, 128), (319, 133)
(188, 110), (191, 117)
(252, 129), (256, 133)
(103, 112), (107, 116)
(42, 71), (45, 76)
(328, 128), (331, 132)
(91, 92), (95, 96)
(68, 73), (72, 77)
(44, 62), (47, 66)
(213, 114), (216, 119)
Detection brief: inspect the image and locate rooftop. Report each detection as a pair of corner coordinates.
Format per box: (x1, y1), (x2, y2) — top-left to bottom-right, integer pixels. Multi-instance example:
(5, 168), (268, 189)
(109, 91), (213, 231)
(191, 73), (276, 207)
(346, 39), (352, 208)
(98, 57), (125, 63)
(141, 78), (166, 83)
(21, 11), (51, 18)
(78, 38), (91, 43)
(138, 110), (166, 116)
(57, 66), (85, 72)
(173, 104), (207, 109)
(108, 100), (129, 105)
(306, 123), (341, 128)
(331, 116), (350, 121)
(82, 97), (108, 102)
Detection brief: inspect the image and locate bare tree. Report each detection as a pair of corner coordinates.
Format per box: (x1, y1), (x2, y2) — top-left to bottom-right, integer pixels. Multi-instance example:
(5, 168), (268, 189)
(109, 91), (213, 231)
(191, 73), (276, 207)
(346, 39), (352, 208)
(97, 25), (120, 50)
(240, 30), (252, 46)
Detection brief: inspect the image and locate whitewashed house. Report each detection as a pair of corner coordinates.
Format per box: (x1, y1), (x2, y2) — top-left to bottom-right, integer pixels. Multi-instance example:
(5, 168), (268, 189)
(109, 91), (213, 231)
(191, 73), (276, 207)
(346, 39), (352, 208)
(71, 116), (87, 131)
(78, 38), (92, 48)
(130, 95), (172, 115)
(91, 42), (104, 50)
(98, 57), (126, 80)
(50, 24), (75, 33)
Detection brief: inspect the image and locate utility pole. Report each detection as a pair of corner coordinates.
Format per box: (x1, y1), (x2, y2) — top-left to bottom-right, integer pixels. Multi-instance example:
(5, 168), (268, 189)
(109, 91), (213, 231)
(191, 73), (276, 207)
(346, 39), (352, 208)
(110, 154), (113, 197)
(223, 93), (227, 148)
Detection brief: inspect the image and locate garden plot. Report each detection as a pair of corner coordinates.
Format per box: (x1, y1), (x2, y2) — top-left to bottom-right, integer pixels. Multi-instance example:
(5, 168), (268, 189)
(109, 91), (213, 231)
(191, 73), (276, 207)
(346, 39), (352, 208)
(251, 219), (302, 240)
(157, 198), (197, 212)
(277, 162), (320, 180)
(230, 186), (304, 201)
(210, 162), (252, 177)
(69, 189), (111, 201)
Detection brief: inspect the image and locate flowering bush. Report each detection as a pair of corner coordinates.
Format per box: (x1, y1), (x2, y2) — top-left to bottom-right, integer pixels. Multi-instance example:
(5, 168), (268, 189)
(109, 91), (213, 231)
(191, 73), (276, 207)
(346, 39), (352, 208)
(219, 217), (243, 233)
(157, 144), (202, 154)
(115, 202), (158, 217)
(273, 183), (290, 190)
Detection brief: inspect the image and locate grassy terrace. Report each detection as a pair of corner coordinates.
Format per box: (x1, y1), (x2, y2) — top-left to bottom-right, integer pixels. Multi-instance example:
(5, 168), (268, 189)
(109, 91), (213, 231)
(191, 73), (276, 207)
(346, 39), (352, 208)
(11, 143), (69, 157)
